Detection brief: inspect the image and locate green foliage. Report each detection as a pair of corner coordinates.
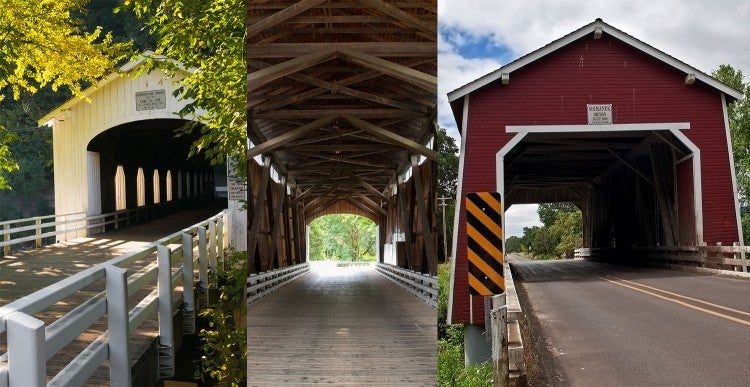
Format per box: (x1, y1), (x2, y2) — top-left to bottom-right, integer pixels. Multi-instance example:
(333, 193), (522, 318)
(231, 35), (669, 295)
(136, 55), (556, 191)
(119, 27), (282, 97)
(505, 235), (522, 253)
(195, 309), (247, 386)
(519, 203), (582, 259)
(308, 214), (377, 261)
(437, 263), (450, 337)
(438, 126), (459, 262)
(437, 263), (493, 386)
(713, 65), (750, 244)
(438, 325), (493, 386)
(125, 0), (247, 180)
(438, 125), (460, 198)
(0, 0), (128, 189)
(196, 249), (247, 386)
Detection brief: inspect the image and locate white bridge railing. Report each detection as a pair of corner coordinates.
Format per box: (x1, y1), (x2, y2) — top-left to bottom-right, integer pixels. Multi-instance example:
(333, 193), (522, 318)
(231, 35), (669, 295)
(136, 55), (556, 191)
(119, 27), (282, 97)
(374, 263), (437, 307)
(247, 263), (310, 304)
(0, 202), (183, 256)
(0, 210), (229, 386)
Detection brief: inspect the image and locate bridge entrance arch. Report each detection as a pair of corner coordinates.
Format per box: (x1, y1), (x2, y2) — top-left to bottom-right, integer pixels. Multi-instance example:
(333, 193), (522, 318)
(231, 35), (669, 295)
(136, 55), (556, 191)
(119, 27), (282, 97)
(39, 55), (219, 240)
(447, 19), (744, 362)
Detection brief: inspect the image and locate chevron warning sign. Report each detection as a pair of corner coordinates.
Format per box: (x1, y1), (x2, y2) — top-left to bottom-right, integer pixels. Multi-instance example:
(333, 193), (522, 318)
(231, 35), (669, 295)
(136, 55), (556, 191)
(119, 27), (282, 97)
(466, 192), (504, 295)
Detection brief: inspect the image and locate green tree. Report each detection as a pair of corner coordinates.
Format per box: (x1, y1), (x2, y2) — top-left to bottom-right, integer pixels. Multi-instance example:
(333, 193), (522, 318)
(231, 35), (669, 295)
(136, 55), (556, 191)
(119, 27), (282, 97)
(125, 0), (246, 178)
(438, 126), (459, 261)
(519, 203), (582, 259)
(713, 64), (750, 244)
(505, 235), (522, 253)
(308, 214), (377, 261)
(0, 0), (128, 189)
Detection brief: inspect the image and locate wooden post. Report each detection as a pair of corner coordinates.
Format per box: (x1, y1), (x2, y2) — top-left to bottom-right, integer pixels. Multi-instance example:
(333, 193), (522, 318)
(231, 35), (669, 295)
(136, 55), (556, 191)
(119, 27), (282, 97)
(268, 177), (287, 268)
(105, 265), (131, 386)
(411, 156), (437, 274)
(3, 223), (10, 256)
(156, 244), (175, 378)
(182, 233), (196, 334)
(6, 312), (45, 387)
(35, 218), (42, 248)
(248, 158), (271, 272)
(397, 176), (414, 270)
(491, 293), (509, 387)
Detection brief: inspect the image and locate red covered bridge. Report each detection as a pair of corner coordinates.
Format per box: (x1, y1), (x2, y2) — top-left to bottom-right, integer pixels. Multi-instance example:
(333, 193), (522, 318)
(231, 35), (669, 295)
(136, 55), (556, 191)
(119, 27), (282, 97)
(447, 19), (743, 329)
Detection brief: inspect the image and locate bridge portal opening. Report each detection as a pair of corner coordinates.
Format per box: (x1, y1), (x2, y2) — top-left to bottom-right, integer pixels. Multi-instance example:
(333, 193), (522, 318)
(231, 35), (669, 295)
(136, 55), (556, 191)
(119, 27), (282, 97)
(87, 118), (220, 215)
(502, 129), (695, 250)
(506, 202), (583, 259)
(308, 214), (378, 262)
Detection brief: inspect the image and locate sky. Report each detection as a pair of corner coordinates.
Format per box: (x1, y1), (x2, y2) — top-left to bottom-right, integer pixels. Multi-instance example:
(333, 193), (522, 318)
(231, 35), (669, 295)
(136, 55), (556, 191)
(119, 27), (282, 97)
(438, 0), (750, 237)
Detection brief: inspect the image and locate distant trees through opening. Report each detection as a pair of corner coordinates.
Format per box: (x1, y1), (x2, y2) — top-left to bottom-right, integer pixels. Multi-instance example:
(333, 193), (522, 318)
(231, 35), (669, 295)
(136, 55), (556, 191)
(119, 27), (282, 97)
(506, 202), (583, 259)
(308, 214), (377, 262)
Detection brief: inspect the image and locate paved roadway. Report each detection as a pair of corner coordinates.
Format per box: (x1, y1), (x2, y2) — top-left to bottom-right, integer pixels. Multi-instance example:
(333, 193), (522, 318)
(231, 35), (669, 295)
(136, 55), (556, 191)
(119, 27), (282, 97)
(248, 262), (437, 386)
(509, 254), (750, 386)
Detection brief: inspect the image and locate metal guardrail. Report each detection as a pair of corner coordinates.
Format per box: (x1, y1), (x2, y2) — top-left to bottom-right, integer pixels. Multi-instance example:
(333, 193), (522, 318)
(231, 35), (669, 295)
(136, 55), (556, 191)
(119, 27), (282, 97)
(0, 202), (183, 256)
(0, 210), (229, 386)
(247, 263), (310, 304)
(374, 263), (437, 307)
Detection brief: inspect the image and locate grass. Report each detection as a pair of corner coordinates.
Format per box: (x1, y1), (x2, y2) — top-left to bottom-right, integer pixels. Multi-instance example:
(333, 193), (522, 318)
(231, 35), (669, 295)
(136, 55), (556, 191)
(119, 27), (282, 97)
(438, 263), (494, 386)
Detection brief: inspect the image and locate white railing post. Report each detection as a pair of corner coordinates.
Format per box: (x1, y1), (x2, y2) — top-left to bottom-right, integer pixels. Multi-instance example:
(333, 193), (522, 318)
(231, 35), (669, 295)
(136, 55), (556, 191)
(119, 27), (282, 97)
(208, 220), (218, 272)
(181, 232), (196, 334)
(7, 312), (45, 387)
(35, 218), (42, 248)
(491, 293), (509, 387)
(198, 226), (209, 281)
(3, 224), (10, 256)
(156, 244), (175, 378)
(217, 216), (225, 268)
(105, 266), (131, 386)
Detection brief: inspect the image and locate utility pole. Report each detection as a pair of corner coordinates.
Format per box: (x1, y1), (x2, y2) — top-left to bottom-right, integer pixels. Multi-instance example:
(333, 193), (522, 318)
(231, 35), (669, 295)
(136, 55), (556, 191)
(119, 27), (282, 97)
(439, 196), (450, 262)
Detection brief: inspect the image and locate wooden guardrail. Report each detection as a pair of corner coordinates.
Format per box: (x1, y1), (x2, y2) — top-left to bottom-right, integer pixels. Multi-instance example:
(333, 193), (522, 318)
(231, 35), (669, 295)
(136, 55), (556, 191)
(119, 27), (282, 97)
(0, 202), (183, 256)
(247, 263), (310, 304)
(0, 210), (229, 386)
(574, 243), (749, 274)
(503, 262), (526, 382)
(374, 262), (437, 307)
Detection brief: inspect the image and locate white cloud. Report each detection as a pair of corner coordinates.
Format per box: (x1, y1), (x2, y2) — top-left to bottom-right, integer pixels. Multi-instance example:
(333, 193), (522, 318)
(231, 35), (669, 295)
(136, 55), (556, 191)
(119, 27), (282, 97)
(505, 204), (543, 238)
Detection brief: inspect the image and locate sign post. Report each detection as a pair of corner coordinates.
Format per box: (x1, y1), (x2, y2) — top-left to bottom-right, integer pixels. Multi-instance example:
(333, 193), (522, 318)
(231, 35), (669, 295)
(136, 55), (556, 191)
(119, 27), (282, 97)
(466, 192), (505, 295)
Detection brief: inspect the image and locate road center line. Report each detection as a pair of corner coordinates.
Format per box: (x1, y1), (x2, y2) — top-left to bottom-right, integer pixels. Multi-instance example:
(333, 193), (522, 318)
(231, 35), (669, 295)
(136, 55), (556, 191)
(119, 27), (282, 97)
(608, 276), (750, 318)
(597, 276), (750, 328)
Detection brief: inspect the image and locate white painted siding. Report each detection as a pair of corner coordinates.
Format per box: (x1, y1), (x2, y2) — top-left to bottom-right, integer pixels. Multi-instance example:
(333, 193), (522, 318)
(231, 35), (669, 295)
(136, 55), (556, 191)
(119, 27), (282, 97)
(49, 69), (193, 220)
(86, 152), (101, 216)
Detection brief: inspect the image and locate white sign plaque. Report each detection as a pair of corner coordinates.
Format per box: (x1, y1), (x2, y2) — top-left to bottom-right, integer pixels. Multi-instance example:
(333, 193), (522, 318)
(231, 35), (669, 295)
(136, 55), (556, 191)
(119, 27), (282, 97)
(228, 177), (246, 201)
(135, 89), (167, 111)
(587, 104), (612, 125)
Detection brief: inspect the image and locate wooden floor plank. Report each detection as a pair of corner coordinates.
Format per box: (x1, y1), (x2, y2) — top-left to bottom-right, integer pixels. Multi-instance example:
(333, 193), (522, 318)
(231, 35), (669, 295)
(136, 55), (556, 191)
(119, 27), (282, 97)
(248, 263), (437, 386)
(0, 208), (221, 385)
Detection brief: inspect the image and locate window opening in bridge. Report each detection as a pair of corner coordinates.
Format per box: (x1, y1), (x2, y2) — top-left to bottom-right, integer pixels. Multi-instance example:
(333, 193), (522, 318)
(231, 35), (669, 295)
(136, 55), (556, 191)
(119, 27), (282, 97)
(136, 167), (145, 207)
(166, 170), (173, 202)
(153, 169), (160, 204)
(309, 214), (377, 262)
(114, 165), (126, 211)
(505, 202), (582, 260)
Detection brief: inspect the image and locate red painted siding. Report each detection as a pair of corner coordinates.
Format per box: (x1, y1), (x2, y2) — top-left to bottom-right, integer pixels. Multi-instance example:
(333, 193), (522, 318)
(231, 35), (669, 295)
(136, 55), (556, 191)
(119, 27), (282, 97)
(452, 34), (739, 324)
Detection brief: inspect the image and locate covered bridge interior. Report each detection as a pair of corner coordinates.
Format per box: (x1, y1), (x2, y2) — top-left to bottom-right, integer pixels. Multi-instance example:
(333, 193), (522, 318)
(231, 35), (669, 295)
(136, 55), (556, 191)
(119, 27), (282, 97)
(246, 0), (438, 275)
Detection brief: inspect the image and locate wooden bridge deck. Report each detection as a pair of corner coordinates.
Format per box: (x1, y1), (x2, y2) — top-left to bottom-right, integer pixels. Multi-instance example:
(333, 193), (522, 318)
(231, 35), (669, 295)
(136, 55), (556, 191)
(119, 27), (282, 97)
(248, 262), (437, 386)
(0, 208), (221, 385)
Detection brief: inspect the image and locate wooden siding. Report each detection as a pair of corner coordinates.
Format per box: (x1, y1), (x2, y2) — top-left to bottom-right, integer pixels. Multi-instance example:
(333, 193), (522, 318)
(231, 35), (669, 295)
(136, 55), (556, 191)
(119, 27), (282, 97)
(452, 33), (739, 324)
(51, 70), (189, 234)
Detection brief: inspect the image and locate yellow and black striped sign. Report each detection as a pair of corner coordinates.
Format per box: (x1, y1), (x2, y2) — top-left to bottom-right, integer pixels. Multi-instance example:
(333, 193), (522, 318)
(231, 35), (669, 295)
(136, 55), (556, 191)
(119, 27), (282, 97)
(466, 192), (504, 295)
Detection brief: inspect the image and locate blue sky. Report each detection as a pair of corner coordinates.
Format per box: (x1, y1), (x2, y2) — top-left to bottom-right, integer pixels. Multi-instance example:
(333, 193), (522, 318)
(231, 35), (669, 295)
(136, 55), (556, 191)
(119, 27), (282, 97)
(438, 0), (750, 237)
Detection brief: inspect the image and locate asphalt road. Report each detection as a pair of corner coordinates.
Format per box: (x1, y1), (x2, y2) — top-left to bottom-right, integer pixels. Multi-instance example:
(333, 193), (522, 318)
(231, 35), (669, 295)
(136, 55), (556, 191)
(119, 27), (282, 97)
(509, 254), (750, 386)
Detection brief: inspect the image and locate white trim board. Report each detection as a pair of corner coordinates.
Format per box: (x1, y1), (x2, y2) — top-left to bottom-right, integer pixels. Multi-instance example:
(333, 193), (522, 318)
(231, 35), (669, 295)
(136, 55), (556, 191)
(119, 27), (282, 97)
(447, 19), (742, 103)
(507, 122), (690, 133)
